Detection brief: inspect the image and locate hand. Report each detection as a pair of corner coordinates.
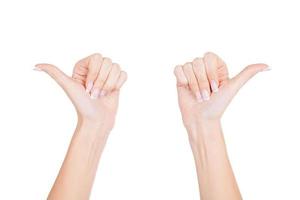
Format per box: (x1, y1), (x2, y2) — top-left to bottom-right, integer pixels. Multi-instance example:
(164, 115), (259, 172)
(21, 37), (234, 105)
(35, 53), (127, 131)
(174, 52), (269, 129)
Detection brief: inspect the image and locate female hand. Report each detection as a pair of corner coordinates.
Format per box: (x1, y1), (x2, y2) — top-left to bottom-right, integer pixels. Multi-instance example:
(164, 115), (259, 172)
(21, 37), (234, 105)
(174, 52), (269, 200)
(174, 52), (269, 129)
(35, 53), (127, 131)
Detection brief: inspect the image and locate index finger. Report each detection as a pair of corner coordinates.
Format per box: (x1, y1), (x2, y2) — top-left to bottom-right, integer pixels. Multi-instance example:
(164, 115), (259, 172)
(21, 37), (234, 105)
(73, 53), (103, 93)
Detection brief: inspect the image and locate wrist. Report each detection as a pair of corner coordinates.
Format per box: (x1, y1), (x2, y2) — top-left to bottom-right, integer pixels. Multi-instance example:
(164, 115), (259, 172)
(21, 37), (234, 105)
(185, 119), (222, 147)
(75, 118), (111, 140)
(187, 120), (227, 170)
(78, 113), (114, 129)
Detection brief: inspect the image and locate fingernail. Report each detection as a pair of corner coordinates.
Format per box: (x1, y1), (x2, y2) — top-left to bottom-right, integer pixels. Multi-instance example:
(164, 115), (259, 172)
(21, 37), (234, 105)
(196, 92), (203, 102)
(91, 88), (100, 99)
(201, 90), (210, 101)
(33, 67), (42, 71)
(99, 90), (107, 97)
(262, 66), (272, 71)
(210, 80), (219, 93)
(86, 81), (93, 93)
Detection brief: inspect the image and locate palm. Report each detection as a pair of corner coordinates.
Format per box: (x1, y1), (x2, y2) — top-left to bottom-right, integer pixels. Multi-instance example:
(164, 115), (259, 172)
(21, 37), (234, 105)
(174, 53), (269, 126)
(177, 62), (230, 124)
(65, 77), (119, 124)
(177, 82), (230, 123)
(36, 54), (127, 130)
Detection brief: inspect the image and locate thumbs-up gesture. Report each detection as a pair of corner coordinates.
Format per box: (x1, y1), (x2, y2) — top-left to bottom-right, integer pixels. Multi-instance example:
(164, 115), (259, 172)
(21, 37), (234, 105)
(174, 52), (270, 129)
(35, 53), (127, 131)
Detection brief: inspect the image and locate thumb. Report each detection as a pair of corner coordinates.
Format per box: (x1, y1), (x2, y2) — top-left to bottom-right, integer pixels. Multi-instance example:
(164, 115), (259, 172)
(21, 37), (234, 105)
(230, 63), (270, 94)
(35, 63), (71, 90)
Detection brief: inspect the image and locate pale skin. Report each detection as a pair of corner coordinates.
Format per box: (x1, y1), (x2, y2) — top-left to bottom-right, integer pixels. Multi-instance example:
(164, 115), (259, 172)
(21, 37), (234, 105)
(35, 53), (127, 200)
(174, 52), (270, 200)
(36, 52), (268, 200)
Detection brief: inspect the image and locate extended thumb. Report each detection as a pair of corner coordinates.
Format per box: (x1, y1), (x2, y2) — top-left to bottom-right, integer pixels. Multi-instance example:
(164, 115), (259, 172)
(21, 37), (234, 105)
(230, 63), (270, 92)
(35, 63), (70, 90)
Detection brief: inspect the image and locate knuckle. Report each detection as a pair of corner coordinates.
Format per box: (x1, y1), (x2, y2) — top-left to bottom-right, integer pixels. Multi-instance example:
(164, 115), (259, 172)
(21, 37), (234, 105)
(74, 61), (81, 68)
(183, 62), (192, 68)
(182, 79), (188, 85)
(91, 53), (102, 60)
(74, 67), (86, 76)
(121, 71), (128, 80)
(192, 63), (201, 72)
(183, 63), (193, 72)
(204, 51), (216, 58)
(192, 57), (201, 64)
(103, 57), (112, 64)
(177, 81), (187, 87)
(73, 65), (80, 72)
(121, 71), (128, 77)
(174, 65), (182, 74)
(178, 75), (188, 85)
(204, 53), (218, 68)
(112, 63), (121, 71)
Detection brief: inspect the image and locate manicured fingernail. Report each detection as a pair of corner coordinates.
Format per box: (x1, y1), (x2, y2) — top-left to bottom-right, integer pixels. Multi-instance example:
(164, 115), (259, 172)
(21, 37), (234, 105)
(33, 67), (42, 71)
(196, 92), (203, 102)
(262, 66), (272, 71)
(91, 88), (100, 99)
(210, 80), (219, 93)
(201, 90), (210, 101)
(99, 90), (107, 97)
(86, 81), (93, 93)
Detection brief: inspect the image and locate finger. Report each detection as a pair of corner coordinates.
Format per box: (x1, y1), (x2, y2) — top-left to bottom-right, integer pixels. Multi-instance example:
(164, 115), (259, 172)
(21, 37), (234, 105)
(216, 56), (229, 86)
(72, 63), (87, 84)
(84, 53), (103, 93)
(230, 63), (270, 94)
(72, 72), (86, 83)
(72, 62), (88, 77)
(35, 63), (70, 91)
(203, 52), (219, 93)
(115, 71), (128, 90)
(182, 62), (202, 101)
(192, 57), (210, 101)
(72, 73), (85, 85)
(174, 65), (188, 87)
(101, 63), (121, 96)
(91, 57), (113, 99)
(72, 78), (85, 85)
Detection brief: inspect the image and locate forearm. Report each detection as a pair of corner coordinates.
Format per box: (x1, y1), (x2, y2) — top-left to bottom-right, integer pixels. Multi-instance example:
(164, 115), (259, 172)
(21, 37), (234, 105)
(48, 119), (110, 200)
(187, 120), (241, 200)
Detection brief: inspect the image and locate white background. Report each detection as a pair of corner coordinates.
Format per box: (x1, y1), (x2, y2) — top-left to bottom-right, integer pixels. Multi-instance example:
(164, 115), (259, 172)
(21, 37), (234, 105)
(0, 0), (299, 199)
